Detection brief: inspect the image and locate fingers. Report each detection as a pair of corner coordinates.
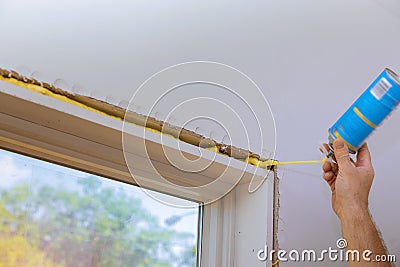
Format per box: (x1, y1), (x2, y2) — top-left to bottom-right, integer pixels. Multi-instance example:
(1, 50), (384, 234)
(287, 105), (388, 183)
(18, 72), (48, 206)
(322, 161), (332, 172)
(333, 139), (353, 171)
(331, 161), (338, 173)
(323, 171), (336, 190)
(322, 161), (336, 190)
(356, 142), (372, 167)
(323, 171), (335, 182)
(322, 160), (337, 172)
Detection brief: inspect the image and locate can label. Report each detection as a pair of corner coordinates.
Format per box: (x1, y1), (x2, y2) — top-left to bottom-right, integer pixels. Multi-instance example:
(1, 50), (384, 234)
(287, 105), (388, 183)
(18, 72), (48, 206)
(370, 77), (391, 100)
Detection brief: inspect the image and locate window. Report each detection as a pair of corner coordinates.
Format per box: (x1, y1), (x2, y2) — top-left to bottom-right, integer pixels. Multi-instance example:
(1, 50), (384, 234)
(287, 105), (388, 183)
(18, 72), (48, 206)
(0, 149), (200, 267)
(0, 81), (276, 267)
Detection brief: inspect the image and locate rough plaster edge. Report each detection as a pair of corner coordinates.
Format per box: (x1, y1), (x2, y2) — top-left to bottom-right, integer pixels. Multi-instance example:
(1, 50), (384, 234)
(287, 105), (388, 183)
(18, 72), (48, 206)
(0, 67), (277, 170)
(272, 167), (280, 266)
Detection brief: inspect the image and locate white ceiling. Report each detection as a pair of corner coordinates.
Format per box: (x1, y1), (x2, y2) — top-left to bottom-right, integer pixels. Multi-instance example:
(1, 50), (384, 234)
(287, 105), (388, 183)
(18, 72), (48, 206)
(1, 0), (399, 265)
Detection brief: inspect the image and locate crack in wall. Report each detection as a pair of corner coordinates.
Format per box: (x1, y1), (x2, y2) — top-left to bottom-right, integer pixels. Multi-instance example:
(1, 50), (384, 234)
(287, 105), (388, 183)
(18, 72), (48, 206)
(0, 67), (277, 171)
(272, 168), (280, 266)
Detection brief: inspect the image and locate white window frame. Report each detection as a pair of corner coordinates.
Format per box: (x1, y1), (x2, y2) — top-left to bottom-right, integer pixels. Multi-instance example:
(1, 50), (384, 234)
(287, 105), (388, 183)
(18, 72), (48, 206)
(0, 80), (278, 267)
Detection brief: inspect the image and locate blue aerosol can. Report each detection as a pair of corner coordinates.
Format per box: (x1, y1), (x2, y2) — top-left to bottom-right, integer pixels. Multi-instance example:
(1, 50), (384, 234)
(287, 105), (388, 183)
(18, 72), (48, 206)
(325, 68), (400, 158)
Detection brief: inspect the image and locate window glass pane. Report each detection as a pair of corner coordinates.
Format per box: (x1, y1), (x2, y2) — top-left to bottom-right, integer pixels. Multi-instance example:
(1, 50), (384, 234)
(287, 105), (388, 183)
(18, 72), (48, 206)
(0, 149), (199, 267)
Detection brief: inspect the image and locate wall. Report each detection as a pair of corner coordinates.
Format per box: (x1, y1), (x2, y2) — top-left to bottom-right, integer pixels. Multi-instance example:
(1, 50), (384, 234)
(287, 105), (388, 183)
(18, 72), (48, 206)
(1, 0), (399, 265)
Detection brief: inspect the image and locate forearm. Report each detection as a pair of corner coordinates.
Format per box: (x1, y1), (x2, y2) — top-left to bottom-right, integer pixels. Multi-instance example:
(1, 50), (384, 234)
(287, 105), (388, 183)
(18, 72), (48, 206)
(340, 207), (391, 266)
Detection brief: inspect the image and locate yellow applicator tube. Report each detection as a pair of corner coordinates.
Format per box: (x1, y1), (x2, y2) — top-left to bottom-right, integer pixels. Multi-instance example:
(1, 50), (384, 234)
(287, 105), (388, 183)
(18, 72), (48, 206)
(257, 157), (328, 169)
(274, 158), (328, 166)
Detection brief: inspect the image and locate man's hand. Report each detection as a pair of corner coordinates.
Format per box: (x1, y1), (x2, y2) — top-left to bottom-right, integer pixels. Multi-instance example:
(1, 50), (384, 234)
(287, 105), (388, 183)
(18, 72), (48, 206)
(322, 138), (391, 266)
(322, 138), (374, 220)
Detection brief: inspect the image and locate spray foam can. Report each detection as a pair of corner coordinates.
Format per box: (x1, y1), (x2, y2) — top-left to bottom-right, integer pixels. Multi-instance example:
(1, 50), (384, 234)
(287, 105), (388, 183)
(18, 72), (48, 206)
(325, 68), (400, 158)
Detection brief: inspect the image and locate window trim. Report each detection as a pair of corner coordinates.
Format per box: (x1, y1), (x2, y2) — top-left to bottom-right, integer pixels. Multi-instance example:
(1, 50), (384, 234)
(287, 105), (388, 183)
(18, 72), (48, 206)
(0, 81), (277, 266)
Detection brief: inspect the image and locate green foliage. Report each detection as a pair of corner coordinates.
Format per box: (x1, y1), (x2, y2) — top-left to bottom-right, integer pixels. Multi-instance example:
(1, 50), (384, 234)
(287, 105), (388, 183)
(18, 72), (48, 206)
(0, 203), (62, 267)
(0, 176), (196, 267)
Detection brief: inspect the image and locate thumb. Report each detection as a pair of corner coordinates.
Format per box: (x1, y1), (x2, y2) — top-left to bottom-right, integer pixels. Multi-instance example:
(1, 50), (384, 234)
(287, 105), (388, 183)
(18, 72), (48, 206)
(333, 139), (353, 171)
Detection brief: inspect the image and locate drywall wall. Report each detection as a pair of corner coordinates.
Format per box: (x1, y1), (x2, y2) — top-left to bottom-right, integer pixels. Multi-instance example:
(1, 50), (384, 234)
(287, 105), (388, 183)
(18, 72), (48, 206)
(1, 0), (399, 265)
